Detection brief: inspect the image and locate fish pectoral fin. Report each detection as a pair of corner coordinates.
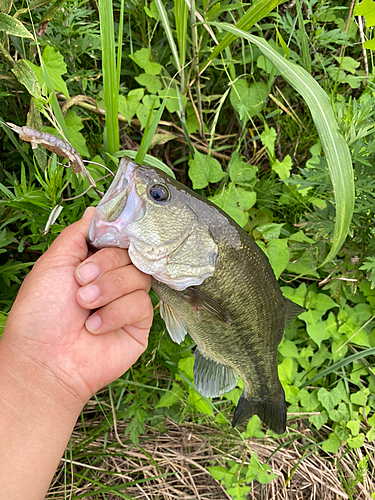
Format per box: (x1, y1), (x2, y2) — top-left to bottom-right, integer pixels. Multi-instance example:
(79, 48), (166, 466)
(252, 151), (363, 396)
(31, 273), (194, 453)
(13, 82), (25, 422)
(182, 287), (231, 326)
(232, 388), (286, 434)
(193, 348), (238, 398)
(284, 297), (305, 325)
(159, 300), (187, 344)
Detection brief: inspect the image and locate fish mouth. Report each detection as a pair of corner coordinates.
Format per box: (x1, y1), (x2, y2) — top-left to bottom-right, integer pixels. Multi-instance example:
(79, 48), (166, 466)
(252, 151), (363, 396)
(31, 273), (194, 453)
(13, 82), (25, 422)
(88, 159), (145, 249)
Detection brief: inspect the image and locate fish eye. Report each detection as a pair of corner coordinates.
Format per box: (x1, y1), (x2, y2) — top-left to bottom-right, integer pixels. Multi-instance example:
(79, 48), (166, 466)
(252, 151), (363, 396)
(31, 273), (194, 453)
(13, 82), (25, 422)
(148, 184), (170, 202)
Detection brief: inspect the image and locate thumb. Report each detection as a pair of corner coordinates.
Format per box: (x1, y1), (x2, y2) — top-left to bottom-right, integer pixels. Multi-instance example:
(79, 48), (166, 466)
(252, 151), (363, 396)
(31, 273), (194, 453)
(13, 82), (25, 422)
(42, 207), (96, 265)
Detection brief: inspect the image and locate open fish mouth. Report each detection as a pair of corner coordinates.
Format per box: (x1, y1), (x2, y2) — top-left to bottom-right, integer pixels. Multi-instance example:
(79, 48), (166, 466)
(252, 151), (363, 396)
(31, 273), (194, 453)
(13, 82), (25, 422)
(88, 160), (145, 249)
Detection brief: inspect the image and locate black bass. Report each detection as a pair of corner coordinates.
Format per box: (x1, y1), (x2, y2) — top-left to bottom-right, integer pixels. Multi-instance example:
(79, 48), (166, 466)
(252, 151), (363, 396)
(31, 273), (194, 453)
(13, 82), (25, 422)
(88, 157), (304, 434)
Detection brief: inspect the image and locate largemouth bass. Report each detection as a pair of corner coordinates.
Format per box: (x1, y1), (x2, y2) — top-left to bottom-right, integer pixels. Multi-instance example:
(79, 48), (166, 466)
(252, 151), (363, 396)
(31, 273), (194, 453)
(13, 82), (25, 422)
(88, 157), (304, 434)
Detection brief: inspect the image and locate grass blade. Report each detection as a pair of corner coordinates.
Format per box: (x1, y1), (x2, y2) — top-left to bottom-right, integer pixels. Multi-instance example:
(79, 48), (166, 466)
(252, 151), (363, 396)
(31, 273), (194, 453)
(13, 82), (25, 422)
(154, 0), (181, 73)
(296, 0), (311, 73)
(299, 348), (375, 389)
(200, 0), (284, 74)
(135, 99), (166, 164)
(174, 0), (188, 92)
(116, 150), (175, 178)
(212, 23), (354, 265)
(98, 0), (119, 155)
(116, 0), (125, 92)
(154, 0), (192, 151)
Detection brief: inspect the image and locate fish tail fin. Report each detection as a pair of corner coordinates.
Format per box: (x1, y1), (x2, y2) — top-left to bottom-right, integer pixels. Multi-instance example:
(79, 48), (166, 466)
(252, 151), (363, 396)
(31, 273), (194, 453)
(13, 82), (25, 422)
(232, 389), (286, 434)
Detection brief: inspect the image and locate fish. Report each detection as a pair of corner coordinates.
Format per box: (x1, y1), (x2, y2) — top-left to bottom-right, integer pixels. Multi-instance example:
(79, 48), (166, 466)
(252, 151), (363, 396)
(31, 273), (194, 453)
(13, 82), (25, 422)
(88, 157), (304, 434)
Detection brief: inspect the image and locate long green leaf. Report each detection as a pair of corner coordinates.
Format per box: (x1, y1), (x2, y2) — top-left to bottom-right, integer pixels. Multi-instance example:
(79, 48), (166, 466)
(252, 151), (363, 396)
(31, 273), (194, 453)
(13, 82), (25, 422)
(135, 99), (166, 164)
(154, 0), (193, 153)
(154, 0), (180, 72)
(175, 0), (188, 68)
(212, 23), (354, 265)
(0, 12), (33, 37)
(174, 0), (188, 92)
(299, 348), (375, 389)
(99, 0), (119, 155)
(200, 0), (284, 74)
(116, 0), (125, 92)
(296, 0), (311, 73)
(115, 150), (175, 178)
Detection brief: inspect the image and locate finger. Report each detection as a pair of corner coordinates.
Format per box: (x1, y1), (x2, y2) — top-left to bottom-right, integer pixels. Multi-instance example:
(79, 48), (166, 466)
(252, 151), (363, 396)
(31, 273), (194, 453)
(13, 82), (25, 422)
(85, 290), (153, 334)
(75, 247), (132, 285)
(77, 264), (151, 309)
(36, 207), (95, 268)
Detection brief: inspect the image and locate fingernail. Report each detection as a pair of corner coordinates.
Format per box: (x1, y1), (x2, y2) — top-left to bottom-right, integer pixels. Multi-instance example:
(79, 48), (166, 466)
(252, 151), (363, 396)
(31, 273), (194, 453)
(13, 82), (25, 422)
(78, 284), (99, 303)
(82, 207), (92, 219)
(86, 314), (102, 333)
(77, 263), (100, 283)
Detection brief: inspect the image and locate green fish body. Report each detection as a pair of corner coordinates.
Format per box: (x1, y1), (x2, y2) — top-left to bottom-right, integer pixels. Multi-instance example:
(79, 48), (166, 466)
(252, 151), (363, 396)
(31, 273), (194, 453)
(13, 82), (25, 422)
(88, 158), (304, 434)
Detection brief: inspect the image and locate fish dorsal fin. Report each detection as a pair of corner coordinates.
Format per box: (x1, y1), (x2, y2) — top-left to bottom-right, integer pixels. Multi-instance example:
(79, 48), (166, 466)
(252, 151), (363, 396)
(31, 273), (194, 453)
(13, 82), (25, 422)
(182, 287), (231, 326)
(284, 298), (305, 325)
(194, 348), (238, 398)
(159, 300), (187, 344)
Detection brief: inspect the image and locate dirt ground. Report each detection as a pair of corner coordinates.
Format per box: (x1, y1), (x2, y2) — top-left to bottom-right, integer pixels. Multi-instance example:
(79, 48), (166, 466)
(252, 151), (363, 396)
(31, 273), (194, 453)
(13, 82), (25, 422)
(47, 404), (375, 500)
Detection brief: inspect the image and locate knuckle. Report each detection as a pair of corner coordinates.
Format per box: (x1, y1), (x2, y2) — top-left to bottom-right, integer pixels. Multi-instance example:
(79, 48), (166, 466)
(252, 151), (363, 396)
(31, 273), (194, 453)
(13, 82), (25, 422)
(129, 264), (152, 289)
(142, 273), (152, 291)
(115, 274), (125, 286)
(104, 247), (129, 269)
(136, 290), (153, 316)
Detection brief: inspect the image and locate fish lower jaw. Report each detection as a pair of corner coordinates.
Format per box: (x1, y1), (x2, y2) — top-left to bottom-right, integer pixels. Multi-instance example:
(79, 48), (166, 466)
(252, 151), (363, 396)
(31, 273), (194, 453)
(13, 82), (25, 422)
(88, 224), (130, 250)
(151, 271), (212, 291)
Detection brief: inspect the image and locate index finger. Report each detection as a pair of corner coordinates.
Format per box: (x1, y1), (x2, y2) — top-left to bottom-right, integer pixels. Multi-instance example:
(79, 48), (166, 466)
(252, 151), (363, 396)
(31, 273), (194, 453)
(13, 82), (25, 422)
(75, 247), (132, 285)
(34, 207), (95, 271)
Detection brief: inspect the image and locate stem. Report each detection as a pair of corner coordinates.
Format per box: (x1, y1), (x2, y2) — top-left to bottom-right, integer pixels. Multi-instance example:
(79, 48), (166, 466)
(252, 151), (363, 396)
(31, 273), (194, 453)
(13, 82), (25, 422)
(190, 0), (204, 138)
(0, 41), (14, 66)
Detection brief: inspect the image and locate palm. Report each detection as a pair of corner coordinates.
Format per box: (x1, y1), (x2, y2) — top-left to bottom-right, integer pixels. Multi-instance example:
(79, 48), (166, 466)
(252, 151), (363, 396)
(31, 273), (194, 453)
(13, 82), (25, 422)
(4, 211), (152, 404)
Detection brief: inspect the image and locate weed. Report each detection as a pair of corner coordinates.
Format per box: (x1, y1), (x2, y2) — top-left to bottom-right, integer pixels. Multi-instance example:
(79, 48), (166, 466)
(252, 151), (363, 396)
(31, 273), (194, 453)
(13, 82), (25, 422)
(1, 0), (375, 496)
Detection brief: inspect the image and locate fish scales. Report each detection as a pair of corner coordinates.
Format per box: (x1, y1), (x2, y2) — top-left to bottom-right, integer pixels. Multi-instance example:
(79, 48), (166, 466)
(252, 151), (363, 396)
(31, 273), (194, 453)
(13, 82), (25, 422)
(88, 157), (304, 434)
(151, 226), (285, 416)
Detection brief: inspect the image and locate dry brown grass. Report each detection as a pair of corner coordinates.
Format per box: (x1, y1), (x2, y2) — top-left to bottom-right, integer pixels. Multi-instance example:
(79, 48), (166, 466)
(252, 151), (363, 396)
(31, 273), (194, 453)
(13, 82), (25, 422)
(47, 400), (375, 500)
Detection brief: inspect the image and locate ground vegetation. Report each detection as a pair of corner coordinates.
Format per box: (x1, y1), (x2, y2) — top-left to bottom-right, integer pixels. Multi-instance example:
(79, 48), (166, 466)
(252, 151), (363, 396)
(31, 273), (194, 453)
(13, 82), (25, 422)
(1, 0), (375, 498)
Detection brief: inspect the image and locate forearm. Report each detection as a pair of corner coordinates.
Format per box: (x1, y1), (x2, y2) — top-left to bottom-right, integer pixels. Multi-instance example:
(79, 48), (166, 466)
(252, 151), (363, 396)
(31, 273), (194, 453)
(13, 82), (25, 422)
(0, 342), (84, 500)
(0, 212), (152, 499)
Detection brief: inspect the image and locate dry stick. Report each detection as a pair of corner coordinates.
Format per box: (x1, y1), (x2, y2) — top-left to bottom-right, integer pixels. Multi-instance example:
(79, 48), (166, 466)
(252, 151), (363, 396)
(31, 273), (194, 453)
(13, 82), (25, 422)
(61, 174), (111, 202)
(318, 263), (340, 287)
(153, 451), (221, 499)
(60, 458), (108, 472)
(56, 95), (233, 161)
(185, 0), (219, 45)
(339, 0), (356, 58)
(358, 15), (369, 78)
(110, 456), (153, 500)
(67, 414), (356, 500)
(274, 86), (304, 128)
(108, 387), (126, 448)
(56, 93), (207, 143)
(60, 456), (154, 499)
(188, 84), (203, 139)
(61, 94), (97, 115)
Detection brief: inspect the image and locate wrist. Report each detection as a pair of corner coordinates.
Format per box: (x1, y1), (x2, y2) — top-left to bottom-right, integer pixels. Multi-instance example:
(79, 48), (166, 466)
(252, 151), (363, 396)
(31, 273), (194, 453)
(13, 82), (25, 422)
(0, 336), (85, 500)
(0, 333), (85, 418)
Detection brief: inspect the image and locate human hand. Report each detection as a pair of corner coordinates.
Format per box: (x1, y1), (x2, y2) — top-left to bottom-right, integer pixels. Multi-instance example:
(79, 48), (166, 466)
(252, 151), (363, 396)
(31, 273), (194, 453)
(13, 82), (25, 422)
(1, 207), (153, 410)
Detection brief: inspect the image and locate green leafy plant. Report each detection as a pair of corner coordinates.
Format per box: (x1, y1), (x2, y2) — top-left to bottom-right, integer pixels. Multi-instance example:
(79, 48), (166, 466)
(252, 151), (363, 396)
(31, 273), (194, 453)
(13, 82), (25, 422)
(2, 0), (375, 496)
